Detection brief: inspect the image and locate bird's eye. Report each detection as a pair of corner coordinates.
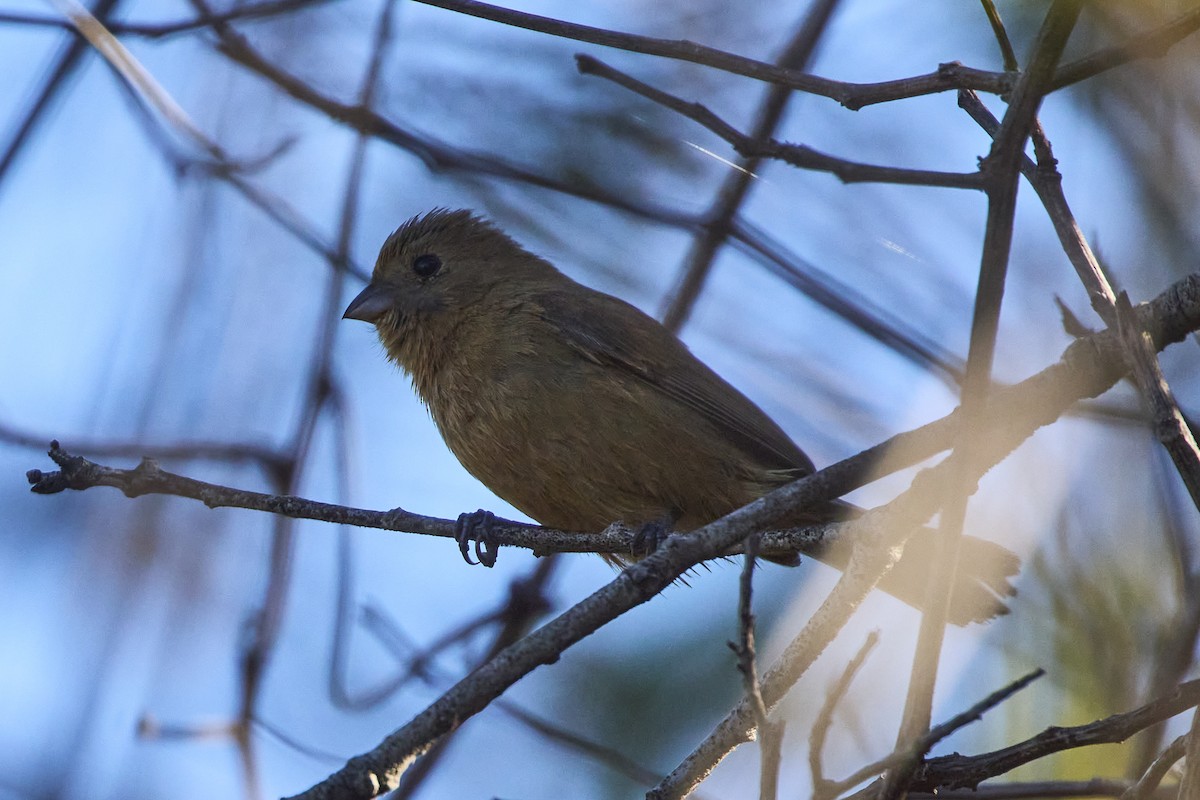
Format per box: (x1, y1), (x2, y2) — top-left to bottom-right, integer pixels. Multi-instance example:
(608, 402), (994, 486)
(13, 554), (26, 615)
(412, 253), (442, 278)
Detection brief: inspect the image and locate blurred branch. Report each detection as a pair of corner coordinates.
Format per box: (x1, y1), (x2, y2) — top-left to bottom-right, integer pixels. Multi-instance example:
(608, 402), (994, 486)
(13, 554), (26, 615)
(1051, 6), (1200, 92)
(891, 9), (1082, 794)
(49, 0), (364, 278)
(0, 0), (123, 188)
(810, 631), (879, 800)
(1124, 734), (1185, 800)
(326, 0), (401, 719)
(659, 0), (841, 332)
(0, 418), (287, 470)
(828, 669), (1045, 800)
(0, 0), (335, 39)
(191, 0), (694, 227)
(729, 532), (781, 800)
(24, 273), (1200, 800)
(576, 54), (986, 190)
(728, 219), (967, 386)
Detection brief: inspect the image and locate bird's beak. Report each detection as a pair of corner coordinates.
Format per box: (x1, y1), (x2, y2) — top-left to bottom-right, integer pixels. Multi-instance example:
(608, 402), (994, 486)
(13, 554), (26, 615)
(343, 282), (394, 323)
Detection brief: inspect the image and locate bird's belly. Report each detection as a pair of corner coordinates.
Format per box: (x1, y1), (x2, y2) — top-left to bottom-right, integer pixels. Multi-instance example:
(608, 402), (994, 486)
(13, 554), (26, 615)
(428, 371), (771, 533)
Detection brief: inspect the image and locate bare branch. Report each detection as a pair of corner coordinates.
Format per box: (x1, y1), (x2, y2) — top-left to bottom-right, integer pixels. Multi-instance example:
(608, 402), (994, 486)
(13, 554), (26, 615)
(1124, 735), (1185, 800)
(908, 679), (1200, 792)
(1116, 293), (1200, 512)
(956, 90), (1119, 325)
(649, 272), (1200, 800)
(27, 272), (1200, 562)
(811, 631), (880, 799)
(729, 532), (781, 800)
(576, 54), (986, 190)
(892, 9), (1083, 791)
(412, 0), (1200, 109)
(659, 0), (842, 332)
(825, 670), (1044, 799)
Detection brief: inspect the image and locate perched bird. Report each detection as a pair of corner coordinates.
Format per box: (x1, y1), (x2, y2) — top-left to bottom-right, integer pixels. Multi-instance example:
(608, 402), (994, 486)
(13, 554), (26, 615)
(344, 209), (1017, 624)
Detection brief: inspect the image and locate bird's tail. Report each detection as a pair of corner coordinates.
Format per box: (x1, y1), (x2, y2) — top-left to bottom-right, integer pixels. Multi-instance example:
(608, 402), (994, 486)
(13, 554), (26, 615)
(777, 500), (1019, 626)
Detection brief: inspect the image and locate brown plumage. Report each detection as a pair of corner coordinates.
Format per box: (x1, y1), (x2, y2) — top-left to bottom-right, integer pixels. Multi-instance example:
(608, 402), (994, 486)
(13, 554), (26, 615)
(344, 209), (1018, 624)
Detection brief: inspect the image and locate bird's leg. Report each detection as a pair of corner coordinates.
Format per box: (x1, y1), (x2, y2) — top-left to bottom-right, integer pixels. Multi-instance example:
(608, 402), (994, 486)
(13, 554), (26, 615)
(630, 509), (681, 558)
(455, 509), (499, 567)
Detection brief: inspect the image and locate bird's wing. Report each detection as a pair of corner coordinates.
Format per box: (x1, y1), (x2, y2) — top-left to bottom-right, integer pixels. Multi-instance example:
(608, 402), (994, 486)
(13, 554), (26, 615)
(535, 288), (815, 476)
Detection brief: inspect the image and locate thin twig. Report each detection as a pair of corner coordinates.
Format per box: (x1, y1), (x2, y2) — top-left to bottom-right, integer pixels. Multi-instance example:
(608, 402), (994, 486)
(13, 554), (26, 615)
(810, 631), (880, 799)
(409, 0), (1200, 109)
(956, 90), (1119, 325)
(576, 55), (986, 191)
(1123, 734), (1185, 800)
(659, 0), (842, 332)
(979, 0), (1019, 73)
(27, 273), (1200, 562)
(906, 679), (1200, 792)
(730, 532), (781, 800)
(1116, 292), (1200, 512)
(828, 670), (1044, 799)
(890, 9), (1083, 797)
(0, 0), (123, 186)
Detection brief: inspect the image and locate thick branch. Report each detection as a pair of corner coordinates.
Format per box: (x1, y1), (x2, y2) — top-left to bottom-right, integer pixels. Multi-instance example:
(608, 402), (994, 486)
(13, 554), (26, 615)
(646, 270), (1200, 800)
(27, 272), (1200, 562)
(25, 271), (1200, 800)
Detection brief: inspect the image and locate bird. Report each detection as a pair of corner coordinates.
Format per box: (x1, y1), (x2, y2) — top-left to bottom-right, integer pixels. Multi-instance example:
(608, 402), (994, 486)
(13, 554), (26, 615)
(343, 208), (1017, 624)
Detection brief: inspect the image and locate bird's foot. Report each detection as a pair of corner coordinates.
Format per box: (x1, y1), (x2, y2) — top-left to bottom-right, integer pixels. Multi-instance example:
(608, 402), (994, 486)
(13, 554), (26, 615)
(631, 519), (674, 558)
(456, 509), (499, 567)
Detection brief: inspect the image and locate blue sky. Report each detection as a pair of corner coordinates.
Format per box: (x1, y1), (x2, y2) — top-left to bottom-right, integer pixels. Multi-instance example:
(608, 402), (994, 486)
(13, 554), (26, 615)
(2, 2), (1198, 798)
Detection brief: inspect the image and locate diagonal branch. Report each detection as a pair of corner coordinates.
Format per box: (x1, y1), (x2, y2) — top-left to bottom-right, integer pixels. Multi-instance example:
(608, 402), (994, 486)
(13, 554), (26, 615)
(649, 268), (1200, 800)
(892, 8), (1083, 787)
(26, 272), (1200, 563)
(576, 54), (985, 190)
(909, 678), (1200, 792)
(25, 271), (1200, 800)
(659, 0), (842, 333)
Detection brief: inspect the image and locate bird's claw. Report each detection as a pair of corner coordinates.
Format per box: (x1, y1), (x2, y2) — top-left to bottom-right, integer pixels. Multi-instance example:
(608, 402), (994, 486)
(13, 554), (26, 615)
(631, 519), (673, 558)
(456, 509), (499, 567)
